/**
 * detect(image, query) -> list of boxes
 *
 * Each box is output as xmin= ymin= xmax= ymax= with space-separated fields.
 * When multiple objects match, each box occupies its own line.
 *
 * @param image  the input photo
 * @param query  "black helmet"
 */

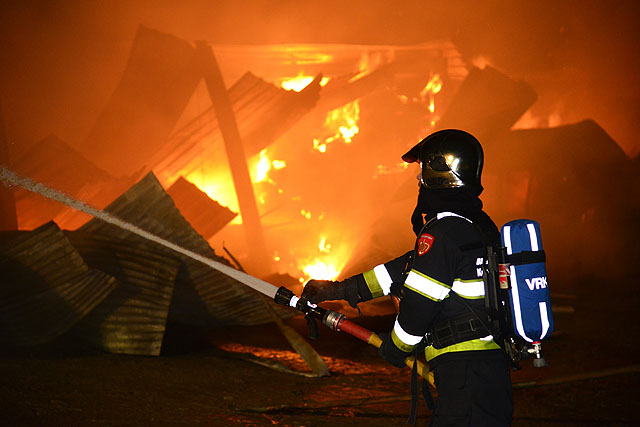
xmin=402 ymin=129 xmax=483 ymax=189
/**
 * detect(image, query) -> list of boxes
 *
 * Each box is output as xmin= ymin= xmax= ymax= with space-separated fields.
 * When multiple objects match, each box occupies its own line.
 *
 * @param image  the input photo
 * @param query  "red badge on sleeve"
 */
xmin=418 ymin=233 xmax=434 ymax=256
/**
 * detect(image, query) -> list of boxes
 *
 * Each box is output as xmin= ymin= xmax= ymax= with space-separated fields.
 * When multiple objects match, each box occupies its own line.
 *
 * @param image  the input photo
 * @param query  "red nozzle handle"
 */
xmin=338 ymin=318 xmax=374 ymax=344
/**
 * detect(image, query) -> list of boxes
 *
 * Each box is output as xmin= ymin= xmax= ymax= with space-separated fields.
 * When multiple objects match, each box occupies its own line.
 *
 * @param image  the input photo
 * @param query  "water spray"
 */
xmin=0 ymin=165 xmax=277 ymax=298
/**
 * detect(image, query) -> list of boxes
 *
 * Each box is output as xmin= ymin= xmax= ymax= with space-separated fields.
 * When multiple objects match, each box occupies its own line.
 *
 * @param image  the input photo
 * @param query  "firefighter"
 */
xmin=301 ymin=129 xmax=513 ymax=426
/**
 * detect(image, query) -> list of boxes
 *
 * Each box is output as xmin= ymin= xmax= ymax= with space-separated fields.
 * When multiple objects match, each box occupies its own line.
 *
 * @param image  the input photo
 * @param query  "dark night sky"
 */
xmin=1 ymin=0 xmax=639 ymax=157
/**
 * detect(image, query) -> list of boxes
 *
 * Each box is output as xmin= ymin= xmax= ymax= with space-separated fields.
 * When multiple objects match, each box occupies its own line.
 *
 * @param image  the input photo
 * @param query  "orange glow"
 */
xmin=471 ymin=55 xmax=492 ymax=69
xmin=272 ymin=45 xmax=334 ymax=65
xmin=374 ymin=162 xmax=410 ymax=178
xmin=348 ymin=51 xmax=382 ymax=82
xmin=300 ymin=209 xmax=312 ymax=219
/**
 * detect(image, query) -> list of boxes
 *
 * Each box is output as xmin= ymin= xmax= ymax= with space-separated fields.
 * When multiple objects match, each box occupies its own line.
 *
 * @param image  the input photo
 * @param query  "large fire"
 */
xmin=181 ymin=51 xmax=443 ymax=283
xmin=183 ymin=144 xmax=350 ymax=282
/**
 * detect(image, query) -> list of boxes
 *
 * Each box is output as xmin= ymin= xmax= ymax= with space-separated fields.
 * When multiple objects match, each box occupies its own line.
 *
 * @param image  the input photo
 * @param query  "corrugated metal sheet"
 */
xmin=151 ymin=71 xmax=320 ymax=185
xmin=0 ymin=221 xmax=117 ymax=346
xmin=78 ymin=171 xmax=289 ymax=326
xmin=167 ymin=176 xmax=237 ymax=239
xmin=66 ymin=232 xmax=180 ymax=356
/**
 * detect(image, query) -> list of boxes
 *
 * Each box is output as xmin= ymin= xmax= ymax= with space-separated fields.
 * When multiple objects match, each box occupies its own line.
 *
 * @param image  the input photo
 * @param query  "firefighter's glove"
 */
xmin=301 ymin=278 xmax=361 ymax=308
xmin=378 ymin=332 xmax=411 ymax=368
xmin=301 ymin=280 xmax=341 ymax=305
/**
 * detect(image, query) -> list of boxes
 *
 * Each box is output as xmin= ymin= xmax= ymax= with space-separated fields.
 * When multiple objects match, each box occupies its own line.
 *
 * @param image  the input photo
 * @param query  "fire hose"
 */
xmin=273 ymin=286 xmax=434 ymax=387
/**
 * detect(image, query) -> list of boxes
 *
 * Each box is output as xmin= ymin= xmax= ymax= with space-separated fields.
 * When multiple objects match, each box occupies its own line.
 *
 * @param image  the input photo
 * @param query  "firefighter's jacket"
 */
xmin=356 ymin=211 xmax=503 ymax=363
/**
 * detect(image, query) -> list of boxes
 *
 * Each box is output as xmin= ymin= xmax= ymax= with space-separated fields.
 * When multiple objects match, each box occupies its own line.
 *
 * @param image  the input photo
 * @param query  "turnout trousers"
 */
xmin=429 ymin=356 xmax=513 ymax=426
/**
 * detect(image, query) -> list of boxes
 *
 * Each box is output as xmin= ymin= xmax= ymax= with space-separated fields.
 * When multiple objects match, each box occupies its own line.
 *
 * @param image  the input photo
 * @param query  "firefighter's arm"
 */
xmin=301 ymin=252 xmax=412 ymax=307
xmin=301 ymin=277 xmax=362 ymax=308
xmin=379 ymin=274 xmax=448 ymax=367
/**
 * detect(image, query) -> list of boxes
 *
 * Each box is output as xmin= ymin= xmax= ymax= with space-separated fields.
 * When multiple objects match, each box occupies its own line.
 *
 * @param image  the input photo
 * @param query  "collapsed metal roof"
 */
xmin=0 ymin=221 xmax=117 ymax=346
xmin=150 ymin=70 xmax=321 ymax=186
xmin=66 ymin=231 xmax=181 ymax=356
xmin=0 ymin=171 xmax=293 ymax=355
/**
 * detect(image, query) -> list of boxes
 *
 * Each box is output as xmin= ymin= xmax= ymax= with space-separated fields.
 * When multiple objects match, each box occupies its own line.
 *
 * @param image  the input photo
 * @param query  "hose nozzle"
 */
xmin=274 ymin=286 xmax=296 ymax=307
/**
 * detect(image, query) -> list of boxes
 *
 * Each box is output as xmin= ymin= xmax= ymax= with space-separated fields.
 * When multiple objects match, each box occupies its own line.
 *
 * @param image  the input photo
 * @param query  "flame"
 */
xmin=272 ymin=160 xmax=286 ymax=169
xmin=186 ymin=169 xmax=242 ymax=224
xmin=185 ymin=149 xmax=285 ymax=224
xmin=253 ymin=149 xmax=271 ymax=182
xmin=313 ymin=100 xmax=360 ymax=153
xmin=420 ymin=73 xmax=443 ymax=115
xmin=252 ymin=149 xmax=286 ymax=183
xmin=298 ymin=235 xmax=349 ymax=282
xmin=302 ymin=259 xmax=341 ymax=281
xmin=281 ymin=73 xmax=314 ymax=92
xmin=318 ymin=236 xmax=331 ymax=253
xmin=313 ymin=138 xmax=327 ymax=153
xmin=280 ymin=73 xmax=330 ymax=92
xmin=421 ymin=73 xmax=443 ymax=96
